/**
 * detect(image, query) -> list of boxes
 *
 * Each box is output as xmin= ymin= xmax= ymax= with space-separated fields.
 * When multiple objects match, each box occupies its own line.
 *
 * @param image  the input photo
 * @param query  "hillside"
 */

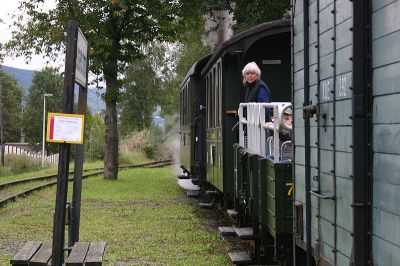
xmin=0 ymin=65 xmax=106 ymax=113
xmin=0 ymin=65 xmax=35 ymax=96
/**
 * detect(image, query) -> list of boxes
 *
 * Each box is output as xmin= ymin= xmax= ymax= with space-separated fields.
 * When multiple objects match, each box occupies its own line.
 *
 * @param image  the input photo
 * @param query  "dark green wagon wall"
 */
xmin=179 ymin=54 xmax=211 ymax=181
xmin=204 ymin=21 xmax=291 ymax=207
xmin=219 ymin=32 xmax=292 ymax=202
xmin=245 ymin=32 xmax=291 ymax=102
xmin=221 ymin=54 xmax=242 ymax=204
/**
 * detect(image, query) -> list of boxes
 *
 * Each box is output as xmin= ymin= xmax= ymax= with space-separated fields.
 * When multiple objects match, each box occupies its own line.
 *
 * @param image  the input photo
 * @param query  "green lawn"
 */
xmin=0 ymin=167 xmax=232 ymax=265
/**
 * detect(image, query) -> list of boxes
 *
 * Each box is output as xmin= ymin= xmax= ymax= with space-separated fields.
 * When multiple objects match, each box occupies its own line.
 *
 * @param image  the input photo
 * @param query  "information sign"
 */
xmin=75 ymin=28 xmax=88 ymax=87
xmin=46 ymin=113 xmax=85 ymax=144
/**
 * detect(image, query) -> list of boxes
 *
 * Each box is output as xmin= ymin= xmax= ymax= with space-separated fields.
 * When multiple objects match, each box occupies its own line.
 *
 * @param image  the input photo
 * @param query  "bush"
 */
xmin=0 ymin=154 xmax=43 ymax=177
xmin=85 ymin=114 xmax=106 ymax=161
xmin=0 ymin=165 xmax=12 ymax=177
xmin=119 ymin=126 xmax=170 ymax=164
xmin=142 ymin=127 xmax=163 ymax=159
xmin=119 ymin=131 xmax=148 ymax=165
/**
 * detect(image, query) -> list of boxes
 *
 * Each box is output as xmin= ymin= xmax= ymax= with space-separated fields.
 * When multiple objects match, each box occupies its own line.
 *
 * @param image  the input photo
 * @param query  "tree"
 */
xmin=120 ymin=56 xmax=160 ymax=135
xmin=84 ymin=112 xmax=105 ymax=161
xmin=202 ymin=0 xmax=290 ymax=33
xmin=23 ymin=67 xmax=63 ymax=154
xmin=0 ymin=70 xmax=23 ymax=143
xmin=6 ymin=0 xmax=197 ymax=180
xmin=232 ymin=0 xmax=290 ymax=33
xmin=5 ymin=1 xmax=288 ymax=178
xmin=160 ymin=8 xmax=211 ymax=116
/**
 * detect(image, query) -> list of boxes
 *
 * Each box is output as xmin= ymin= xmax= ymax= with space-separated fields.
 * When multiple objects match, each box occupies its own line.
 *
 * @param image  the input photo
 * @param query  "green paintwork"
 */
xmin=264 ymin=160 xmax=293 ymax=238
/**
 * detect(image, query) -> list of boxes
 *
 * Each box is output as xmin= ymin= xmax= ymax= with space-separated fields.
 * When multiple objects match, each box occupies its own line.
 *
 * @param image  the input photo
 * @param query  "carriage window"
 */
xmin=217 ymin=61 xmax=222 ymax=127
xmin=183 ymin=86 xmax=186 ymax=125
xmin=210 ymin=71 xmax=215 ymax=127
xmin=185 ymin=84 xmax=189 ymax=125
xmin=214 ymin=66 xmax=218 ymax=127
xmin=210 ymin=145 xmax=216 ymax=165
xmin=181 ymin=88 xmax=184 ymax=126
xmin=180 ymin=90 xmax=183 ymax=126
xmin=206 ymin=75 xmax=211 ymax=127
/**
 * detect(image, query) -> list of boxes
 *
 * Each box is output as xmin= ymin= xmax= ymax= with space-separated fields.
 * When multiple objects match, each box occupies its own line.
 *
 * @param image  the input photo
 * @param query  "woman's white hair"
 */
xmin=242 ymin=62 xmax=261 ymax=84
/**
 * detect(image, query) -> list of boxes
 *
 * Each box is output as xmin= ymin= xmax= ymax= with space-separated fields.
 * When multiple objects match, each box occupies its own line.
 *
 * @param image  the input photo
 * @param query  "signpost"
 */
xmin=51 ymin=20 xmax=89 ymax=266
xmin=75 ymin=28 xmax=88 ymax=87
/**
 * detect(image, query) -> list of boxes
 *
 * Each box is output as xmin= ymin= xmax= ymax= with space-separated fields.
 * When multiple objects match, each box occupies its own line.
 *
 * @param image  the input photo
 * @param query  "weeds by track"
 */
xmin=0 ymin=159 xmax=174 ymax=208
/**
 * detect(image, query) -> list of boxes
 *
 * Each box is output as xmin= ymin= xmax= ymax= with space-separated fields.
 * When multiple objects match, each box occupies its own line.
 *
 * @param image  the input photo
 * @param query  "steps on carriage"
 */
xmin=234 ymin=227 xmax=255 ymax=240
xmin=186 ymin=190 xmax=200 ymax=197
xmin=218 ymin=226 xmax=237 ymax=236
xmin=227 ymin=209 xmax=238 ymax=218
xmin=218 ymin=225 xmax=255 ymax=239
xmin=198 ymin=202 xmax=214 ymax=209
xmin=228 ymin=251 xmax=254 ymax=265
xmin=205 ymin=190 xmax=218 ymax=196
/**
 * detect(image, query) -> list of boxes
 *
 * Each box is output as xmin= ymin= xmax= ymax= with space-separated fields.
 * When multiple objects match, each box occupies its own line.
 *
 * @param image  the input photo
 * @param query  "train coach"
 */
xmin=202 ymin=19 xmax=291 ymax=207
xmin=179 ymin=54 xmax=211 ymax=185
xmin=179 ymin=18 xmax=292 ymax=199
xmin=292 ymin=0 xmax=400 ymax=265
xmin=179 ymin=18 xmax=294 ymax=265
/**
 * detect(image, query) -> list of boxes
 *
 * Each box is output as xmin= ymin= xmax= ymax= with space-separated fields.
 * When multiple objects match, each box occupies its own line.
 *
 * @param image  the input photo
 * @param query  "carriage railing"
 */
xmin=238 ymin=102 xmax=292 ymax=163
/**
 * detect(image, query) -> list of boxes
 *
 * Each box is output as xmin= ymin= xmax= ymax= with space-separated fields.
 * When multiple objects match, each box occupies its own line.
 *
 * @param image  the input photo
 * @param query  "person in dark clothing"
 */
xmin=242 ymin=62 xmax=272 ymax=122
xmin=242 ymin=62 xmax=271 ymax=103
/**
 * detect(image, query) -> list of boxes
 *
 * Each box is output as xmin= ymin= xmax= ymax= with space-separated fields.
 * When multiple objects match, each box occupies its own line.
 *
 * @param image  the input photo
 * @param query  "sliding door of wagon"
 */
xmin=314 ymin=1 xmax=354 ymax=265
xmin=293 ymin=0 xmax=354 ymax=265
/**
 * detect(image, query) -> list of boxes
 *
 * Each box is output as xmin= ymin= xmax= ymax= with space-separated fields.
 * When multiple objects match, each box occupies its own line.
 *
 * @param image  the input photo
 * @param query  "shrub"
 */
xmin=119 ymin=126 xmax=170 ymax=164
xmin=85 ymin=114 xmax=106 ymax=161
xmin=119 ymin=131 xmax=148 ymax=165
xmin=0 ymin=154 xmax=43 ymax=177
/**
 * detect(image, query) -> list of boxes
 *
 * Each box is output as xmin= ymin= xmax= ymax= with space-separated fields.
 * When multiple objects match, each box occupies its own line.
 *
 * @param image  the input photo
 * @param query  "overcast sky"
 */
xmin=0 ymin=0 xmax=61 ymax=70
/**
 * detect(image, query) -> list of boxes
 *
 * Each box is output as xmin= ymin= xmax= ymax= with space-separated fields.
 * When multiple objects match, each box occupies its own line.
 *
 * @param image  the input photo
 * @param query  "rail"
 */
xmin=0 ymin=159 xmax=174 ymax=208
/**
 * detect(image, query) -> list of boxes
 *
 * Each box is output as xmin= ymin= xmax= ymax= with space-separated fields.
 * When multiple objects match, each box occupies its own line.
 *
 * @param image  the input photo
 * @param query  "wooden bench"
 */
xmin=10 ymin=241 xmax=106 ymax=266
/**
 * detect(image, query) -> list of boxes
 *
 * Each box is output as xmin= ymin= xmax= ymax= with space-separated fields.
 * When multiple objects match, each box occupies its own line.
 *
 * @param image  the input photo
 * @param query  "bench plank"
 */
xmin=84 ymin=242 xmax=106 ymax=266
xmin=29 ymin=242 xmax=52 ymax=266
xmin=65 ymin=242 xmax=89 ymax=266
xmin=10 ymin=241 xmax=42 ymax=265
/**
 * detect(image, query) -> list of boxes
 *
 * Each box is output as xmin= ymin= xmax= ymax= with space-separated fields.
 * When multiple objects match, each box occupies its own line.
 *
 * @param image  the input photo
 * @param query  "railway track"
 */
xmin=0 ymin=159 xmax=174 ymax=208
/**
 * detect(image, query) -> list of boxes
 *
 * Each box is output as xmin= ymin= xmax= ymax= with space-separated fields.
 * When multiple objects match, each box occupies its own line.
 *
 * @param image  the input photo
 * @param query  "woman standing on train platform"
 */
xmin=242 ymin=62 xmax=271 ymax=104
xmin=242 ymin=62 xmax=272 ymax=122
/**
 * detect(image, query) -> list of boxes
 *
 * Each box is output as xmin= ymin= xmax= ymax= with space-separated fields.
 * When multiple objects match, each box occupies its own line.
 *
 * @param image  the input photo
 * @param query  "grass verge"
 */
xmin=0 ymin=167 xmax=231 ymax=265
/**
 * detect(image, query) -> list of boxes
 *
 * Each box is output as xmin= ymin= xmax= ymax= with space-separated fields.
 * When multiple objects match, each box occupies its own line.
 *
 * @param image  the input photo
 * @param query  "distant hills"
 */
xmin=1 ymin=65 xmax=35 ymax=97
xmin=0 ymin=65 xmax=106 ymax=113
xmin=0 ymin=65 xmax=162 ymax=125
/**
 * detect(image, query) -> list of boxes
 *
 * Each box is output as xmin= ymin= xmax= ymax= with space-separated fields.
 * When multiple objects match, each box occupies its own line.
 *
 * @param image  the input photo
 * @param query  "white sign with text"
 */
xmin=75 ymin=28 xmax=88 ymax=87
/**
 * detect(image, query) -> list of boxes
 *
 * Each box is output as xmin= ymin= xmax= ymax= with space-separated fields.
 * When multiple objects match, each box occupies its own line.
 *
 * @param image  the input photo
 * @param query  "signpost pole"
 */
xmin=70 ymin=85 xmax=87 ymax=245
xmin=71 ymin=41 xmax=89 ymax=243
xmin=70 ymin=20 xmax=89 ymax=247
xmin=51 ymin=20 xmax=78 ymax=266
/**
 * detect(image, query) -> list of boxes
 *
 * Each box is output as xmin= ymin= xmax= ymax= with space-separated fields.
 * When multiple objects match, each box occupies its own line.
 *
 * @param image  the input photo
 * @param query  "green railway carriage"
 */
xmin=233 ymin=101 xmax=294 ymax=265
xmin=179 ymin=54 xmax=211 ymax=182
xmin=201 ymin=20 xmax=292 ymax=207
xmin=179 ymin=18 xmax=294 ymax=265
xmin=241 ymin=150 xmax=293 ymax=262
